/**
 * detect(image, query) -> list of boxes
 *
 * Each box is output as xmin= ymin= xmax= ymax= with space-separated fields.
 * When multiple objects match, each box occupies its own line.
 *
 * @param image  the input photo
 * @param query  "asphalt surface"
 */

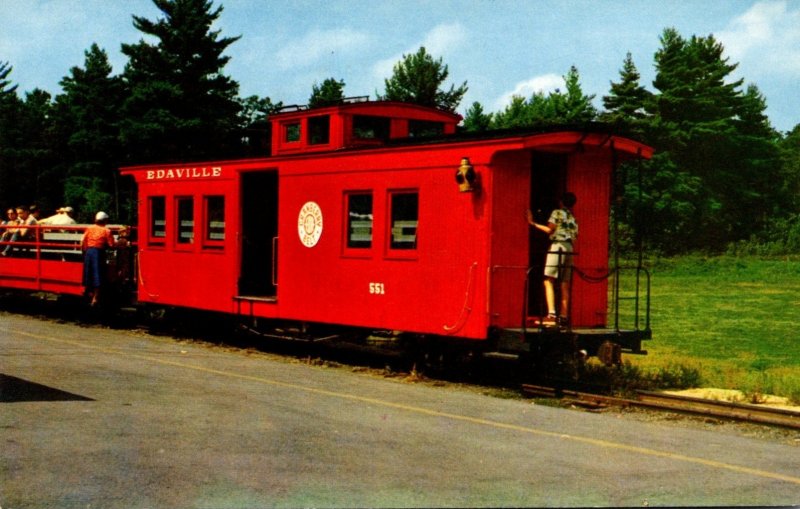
xmin=1 ymin=312 xmax=799 ymax=508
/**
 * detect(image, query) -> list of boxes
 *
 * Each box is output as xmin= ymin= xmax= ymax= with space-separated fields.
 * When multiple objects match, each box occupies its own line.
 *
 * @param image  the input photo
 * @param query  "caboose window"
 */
xmin=149 ymin=196 xmax=166 ymax=243
xmin=176 ymin=197 xmax=194 ymax=244
xmin=389 ymin=192 xmax=418 ymax=250
xmin=409 ymin=120 xmax=444 ymax=138
xmin=205 ymin=196 xmax=225 ymax=247
xmin=347 ymin=193 xmax=373 ymax=249
xmin=284 ymin=122 xmax=300 ymax=143
xmin=353 ymin=115 xmax=391 ymax=141
xmin=308 ymin=115 xmax=330 ymax=145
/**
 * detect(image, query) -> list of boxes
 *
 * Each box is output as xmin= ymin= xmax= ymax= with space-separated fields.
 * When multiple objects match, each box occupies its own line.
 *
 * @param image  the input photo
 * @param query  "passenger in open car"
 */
xmin=39 ymin=206 xmax=77 ymax=226
xmin=1 ymin=208 xmax=19 ymax=243
xmin=1 ymin=206 xmax=38 ymax=257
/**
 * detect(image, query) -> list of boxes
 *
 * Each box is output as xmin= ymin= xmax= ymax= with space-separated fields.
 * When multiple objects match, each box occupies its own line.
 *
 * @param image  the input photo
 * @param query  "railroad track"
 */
xmin=522 ymin=384 xmax=800 ymax=430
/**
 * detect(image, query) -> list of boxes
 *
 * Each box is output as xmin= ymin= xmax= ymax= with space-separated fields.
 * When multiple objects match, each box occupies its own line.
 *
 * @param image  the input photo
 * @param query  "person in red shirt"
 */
xmin=81 ymin=211 xmax=116 ymax=306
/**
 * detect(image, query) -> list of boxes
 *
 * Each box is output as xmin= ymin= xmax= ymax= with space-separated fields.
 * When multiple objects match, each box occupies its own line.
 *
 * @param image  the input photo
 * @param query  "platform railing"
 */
xmin=515 ymin=252 xmax=650 ymax=336
xmin=0 ymin=224 xmax=135 ymax=294
xmin=610 ymin=264 xmax=651 ymax=333
xmin=0 ymin=224 xmax=130 ymax=259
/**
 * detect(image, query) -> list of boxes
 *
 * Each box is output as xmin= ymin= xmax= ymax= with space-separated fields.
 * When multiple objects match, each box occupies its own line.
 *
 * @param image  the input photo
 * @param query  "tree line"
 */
xmin=1 ymin=0 xmax=798 ymax=255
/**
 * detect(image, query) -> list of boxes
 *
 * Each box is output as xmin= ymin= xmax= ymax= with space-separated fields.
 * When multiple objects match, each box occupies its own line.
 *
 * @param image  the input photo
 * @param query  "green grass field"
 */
xmin=622 ymin=255 xmax=800 ymax=402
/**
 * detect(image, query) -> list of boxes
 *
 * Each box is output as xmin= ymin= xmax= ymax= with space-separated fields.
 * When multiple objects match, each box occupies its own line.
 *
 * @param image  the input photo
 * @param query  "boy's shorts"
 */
xmin=544 ymin=241 xmax=573 ymax=280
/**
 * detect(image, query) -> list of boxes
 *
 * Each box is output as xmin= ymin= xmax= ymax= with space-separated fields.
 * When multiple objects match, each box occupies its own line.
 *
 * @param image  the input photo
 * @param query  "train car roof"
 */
xmin=383 ymin=121 xmax=653 ymax=157
xmin=120 ymin=119 xmax=652 ymax=176
xmin=269 ymin=98 xmax=463 ymax=122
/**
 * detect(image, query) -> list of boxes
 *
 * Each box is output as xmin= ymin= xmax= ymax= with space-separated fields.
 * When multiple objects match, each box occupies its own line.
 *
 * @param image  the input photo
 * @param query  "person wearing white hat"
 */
xmin=61 ymin=206 xmax=76 ymax=224
xmin=81 ymin=211 xmax=116 ymax=306
xmin=39 ymin=206 xmax=77 ymax=225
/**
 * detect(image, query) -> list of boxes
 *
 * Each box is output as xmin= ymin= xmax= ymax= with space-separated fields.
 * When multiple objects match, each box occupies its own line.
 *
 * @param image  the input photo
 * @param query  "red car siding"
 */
xmin=114 ymin=130 xmax=651 ymax=339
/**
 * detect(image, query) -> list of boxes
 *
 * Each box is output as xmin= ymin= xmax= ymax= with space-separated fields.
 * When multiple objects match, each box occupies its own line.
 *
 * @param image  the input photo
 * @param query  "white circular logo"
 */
xmin=298 ymin=201 xmax=323 ymax=247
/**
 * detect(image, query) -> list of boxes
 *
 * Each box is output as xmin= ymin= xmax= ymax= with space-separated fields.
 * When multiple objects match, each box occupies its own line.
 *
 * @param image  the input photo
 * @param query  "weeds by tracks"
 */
xmin=578 ymin=361 xmax=702 ymax=396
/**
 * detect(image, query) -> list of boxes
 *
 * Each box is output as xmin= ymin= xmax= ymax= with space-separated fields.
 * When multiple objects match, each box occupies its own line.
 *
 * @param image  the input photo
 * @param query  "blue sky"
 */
xmin=2 ymin=0 xmax=798 ymax=133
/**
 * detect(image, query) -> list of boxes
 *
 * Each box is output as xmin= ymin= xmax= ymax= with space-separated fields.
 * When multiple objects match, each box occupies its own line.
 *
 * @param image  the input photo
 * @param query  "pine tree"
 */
xmin=491 ymin=95 xmax=533 ymax=129
xmin=724 ymin=84 xmax=782 ymax=227
xmin=462 ymin=101 xmax=492 ymax=132
xmin=779 ymin=124 xmax=800 ymax=216
xmin=380 ymin=47 xmax=467 ymax=112
xmin=553 ymin=65 xmax=598 ymax=123
xmin=0 ymin=62 xmax=22 ymax=207
xmin=0 ymin=61 xmax=58 ymax=209
xmin=57 ymin=45 xmax=124 ymax=164
xmin=308 ymin=78 xmax=345 ymax=108
xmin=641 ymin=27 xmax=780 ymax=251
xmin=53 ymin=44 xmax=127 ymax=220
xmin=490 ymin=66 xmax=597 ymax=128
xmin=237 ymin=95 xmax=282 ymax=155
xmin=602 ymin=52 xmax=651 ymax=126
xmin=19 ymin=90 xmax=57 ymax=207
xmin=0 ymin=61 xmax=18 ymax=98
xmin=121 ymin=0 xmax=242 ymax=162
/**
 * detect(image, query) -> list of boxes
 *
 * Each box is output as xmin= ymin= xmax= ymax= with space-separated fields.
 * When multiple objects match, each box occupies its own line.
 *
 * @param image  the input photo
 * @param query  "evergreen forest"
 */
xmin=1 ymin=0 xmax=799 ymax=256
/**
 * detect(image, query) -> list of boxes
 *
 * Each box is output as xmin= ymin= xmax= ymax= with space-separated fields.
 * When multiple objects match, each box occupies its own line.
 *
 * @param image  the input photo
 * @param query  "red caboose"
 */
xmin=119 ymin=100 xmax=653 ymax=358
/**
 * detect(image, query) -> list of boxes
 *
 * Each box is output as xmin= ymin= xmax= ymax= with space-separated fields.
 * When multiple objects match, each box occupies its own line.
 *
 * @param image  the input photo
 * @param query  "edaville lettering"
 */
xmin=145 ymin=167 xmax=223 ymax=180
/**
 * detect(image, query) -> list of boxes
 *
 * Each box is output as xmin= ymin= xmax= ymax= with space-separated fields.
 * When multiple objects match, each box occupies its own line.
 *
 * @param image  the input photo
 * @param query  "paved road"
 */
xmin=1 ymin=313 xmax=799 ymax=508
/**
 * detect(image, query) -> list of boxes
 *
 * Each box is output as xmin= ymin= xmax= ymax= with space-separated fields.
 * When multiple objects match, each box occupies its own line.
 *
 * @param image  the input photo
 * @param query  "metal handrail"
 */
xmin=516 ymin=255 xmax=650 ymax=334
xmin=0 ymin=225 xmax=137 ymax=293
xmin=611 ymin=265 xmax=651 ymax=332
xmin=0 ymin=224 xmax=132 ymax=259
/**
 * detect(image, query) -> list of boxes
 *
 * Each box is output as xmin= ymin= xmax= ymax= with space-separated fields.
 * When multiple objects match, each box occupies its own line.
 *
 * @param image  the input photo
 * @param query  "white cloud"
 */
xmin=372 ymin=22 xmax=467 ymax=80
xmin=717 ymin=0 xmax=800 ymax=75
xmin=274 ymin=28 xmax=369 ymax=70
xmin=419 ymin=22 xmax=467 ymax=56
xmin=492 ymin=74 xmax=563 ymax=111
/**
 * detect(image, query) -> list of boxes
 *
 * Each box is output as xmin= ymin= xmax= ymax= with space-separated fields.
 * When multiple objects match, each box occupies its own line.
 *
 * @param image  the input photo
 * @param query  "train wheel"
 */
xmin=143 ymin=305 xmax=172 ymax=334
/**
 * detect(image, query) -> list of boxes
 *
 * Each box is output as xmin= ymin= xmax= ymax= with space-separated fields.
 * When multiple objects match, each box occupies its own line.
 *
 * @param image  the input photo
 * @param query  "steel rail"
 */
xmin=522 ymin=384 xmax=800 ymax=430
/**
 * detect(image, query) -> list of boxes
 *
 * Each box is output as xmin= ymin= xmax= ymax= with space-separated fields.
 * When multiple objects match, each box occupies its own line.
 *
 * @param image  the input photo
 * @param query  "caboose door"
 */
xmin=239 ymin=170 xmax=279 ymax=297
xmin=528 ymin=152 xmax=568 ymax=316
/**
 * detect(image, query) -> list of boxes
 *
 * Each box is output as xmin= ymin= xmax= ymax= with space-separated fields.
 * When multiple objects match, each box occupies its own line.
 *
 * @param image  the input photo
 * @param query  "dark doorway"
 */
xmin=528 ymin=152 xmax=567 ymax=316
xmin=239 ymin=171 xmax=278 ymax=297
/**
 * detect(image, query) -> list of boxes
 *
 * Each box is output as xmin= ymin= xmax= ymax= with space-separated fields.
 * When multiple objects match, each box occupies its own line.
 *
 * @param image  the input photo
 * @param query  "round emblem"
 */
xmin=298 ymin=201 xmax=323 ymax=247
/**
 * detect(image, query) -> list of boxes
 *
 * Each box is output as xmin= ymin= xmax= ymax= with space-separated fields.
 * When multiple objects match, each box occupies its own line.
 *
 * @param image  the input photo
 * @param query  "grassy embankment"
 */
xmin=617 ymin=255 xmax=800 ymax=403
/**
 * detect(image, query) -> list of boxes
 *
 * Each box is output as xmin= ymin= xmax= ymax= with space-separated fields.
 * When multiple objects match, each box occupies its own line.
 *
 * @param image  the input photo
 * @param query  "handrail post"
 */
xmin=35 ymin=225 xmax=42 ymax=290
xmin=634 ymin=266 xmax=641 ymax=330
xmin=613 ymin=267 xmax=620 ymax=332
xmin=522 ymin=267 xmax=532 ymax=335
xmin=271 ymin=236 xmax=279 ymax=287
